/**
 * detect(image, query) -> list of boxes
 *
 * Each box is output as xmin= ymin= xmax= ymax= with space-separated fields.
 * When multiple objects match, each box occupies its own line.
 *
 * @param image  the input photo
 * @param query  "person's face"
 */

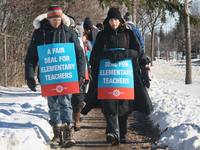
xmin=109 ymin=18 xmax=120 ymax=29
xmin=70 ymin=24 xmax=76 ymax=30
xmin=97 ymin=27 xmax=102 ymax=31
xmin=85 ymin=28 xmax=92 ymax=35
xmin=48 ymin=17 xmax=62 ymax=29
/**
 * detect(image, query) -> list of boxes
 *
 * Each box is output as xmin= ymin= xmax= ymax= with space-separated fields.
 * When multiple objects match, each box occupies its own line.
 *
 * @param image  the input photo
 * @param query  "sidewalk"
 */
xmin=49 ymin=108 xmax=162 ymax=150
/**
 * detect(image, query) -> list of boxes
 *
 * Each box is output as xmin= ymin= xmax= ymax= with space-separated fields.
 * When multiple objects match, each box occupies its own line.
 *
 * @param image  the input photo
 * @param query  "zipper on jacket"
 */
xmin=115 ymin=31 xmax=118 ymax=48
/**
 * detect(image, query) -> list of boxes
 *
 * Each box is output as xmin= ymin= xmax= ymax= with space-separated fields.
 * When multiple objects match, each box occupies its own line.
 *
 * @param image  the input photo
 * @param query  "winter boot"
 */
xmin=48 ymin=124 xmax=62 ymax=147
xmin=62 ymin=123 xmax=76 ymax=148
xmin=106 ymin=133 xmax=119 ymax=146
xmin=73 ymin=109 xmax=82 ymax=131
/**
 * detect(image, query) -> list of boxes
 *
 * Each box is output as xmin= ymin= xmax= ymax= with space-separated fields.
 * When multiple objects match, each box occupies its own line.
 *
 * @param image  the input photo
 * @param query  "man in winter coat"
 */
xmin=24 ymin=5 xmax=85 ymax=148
xmin=124 ymin=12 xmax=145 ymax=51
xmin=124 ymin=12 xmax=150 ymax=88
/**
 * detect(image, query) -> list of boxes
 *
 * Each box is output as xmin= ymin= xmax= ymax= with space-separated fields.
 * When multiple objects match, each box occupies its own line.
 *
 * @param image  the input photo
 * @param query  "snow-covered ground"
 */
xmin=149 ymin=61 xmax=200 ymax=149
xmin=0 ymin=60 xmax=200 ymax=150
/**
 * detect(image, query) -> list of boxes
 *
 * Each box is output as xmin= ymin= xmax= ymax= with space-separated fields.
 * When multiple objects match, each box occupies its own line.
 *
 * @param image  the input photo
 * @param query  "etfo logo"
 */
xmin=56 ymin=85 xmax=64 ymax=93
xmin=113 ymin=89 xmax=120 ymax=97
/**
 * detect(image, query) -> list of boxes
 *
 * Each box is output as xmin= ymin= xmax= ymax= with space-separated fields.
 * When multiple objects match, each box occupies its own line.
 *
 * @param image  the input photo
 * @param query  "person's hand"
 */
xmin=109 ymin=50 xmax=118 ymax=63
xmin=79 ymin=76 xmax=84 ymax=93
xmin=27 ymin=77 xmax=36 ymax=92
xmin=141 ymin=66 xmax=151 ymax=88
xmin=145 ymin=64 xmax=151 ymax=72
xmin=79 ymin=76 xmax=84 ymax=87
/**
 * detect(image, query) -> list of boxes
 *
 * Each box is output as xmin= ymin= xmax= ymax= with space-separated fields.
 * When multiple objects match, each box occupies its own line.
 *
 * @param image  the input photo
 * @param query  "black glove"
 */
xmin=109 ymin=49 xmax=138 ymax=63
xmin=27 ymin=77 xmax=36 ymax=92
xmin=79 ymin=76 xmax=84 ymax=93
xmin=109 ymin=50 xmax=118 ymax=63
xmin=140 ymin=66 xmax=150 ymax=88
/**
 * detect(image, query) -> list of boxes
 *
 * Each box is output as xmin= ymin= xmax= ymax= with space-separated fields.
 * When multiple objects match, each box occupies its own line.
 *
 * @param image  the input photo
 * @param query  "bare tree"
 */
xmin=0 ymin=0 xmax=106 ymax=87
xmin=66 ymin=0 xmax=106 ymax=26
xmin=184 ymin=0 xmax=192 ymax=84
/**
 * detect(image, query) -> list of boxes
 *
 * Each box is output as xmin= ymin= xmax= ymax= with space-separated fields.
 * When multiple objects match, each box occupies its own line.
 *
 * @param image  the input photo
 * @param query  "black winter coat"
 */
xmin=81 ymin=20 xmax=153 ymax=116
xmin=24 ymin=19 xmax=85 ymax=80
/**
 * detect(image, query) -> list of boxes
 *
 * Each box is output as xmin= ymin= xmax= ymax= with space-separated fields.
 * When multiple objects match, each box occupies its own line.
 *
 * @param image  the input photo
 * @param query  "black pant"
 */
xmin=102 ymin=100 xmax=132 ymax=140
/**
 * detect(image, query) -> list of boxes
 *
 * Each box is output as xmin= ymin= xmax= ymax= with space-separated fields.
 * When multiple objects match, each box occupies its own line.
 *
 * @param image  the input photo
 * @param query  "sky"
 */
xmin=0 ymin=60 xmax=200 ymax=150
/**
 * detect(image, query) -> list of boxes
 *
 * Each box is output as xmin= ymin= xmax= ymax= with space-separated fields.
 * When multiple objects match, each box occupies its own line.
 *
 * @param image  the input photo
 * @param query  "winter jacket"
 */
xmin=24 ymin=14 xmax=85 ymax=81
xmin=81 ymin=19 xmax=153 ymax=116
xmin=125 ymin=21 xmax=145 ymax=51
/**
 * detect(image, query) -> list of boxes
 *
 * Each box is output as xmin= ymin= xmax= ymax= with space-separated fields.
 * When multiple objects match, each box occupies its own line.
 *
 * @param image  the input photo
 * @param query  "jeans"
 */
xmin=47 ymin=94 xmax=73 ymax=126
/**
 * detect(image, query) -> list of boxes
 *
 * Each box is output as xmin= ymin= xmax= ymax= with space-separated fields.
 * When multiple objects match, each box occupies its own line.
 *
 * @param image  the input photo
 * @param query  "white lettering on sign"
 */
xmin=41 ymin=64 xmax=75 ymax=73
xmin=105 ymin=62 xmax=117 ymax=67
xmin=52 ymin=47 xmax=65 ymax=54
xmin=100 ymin=70 xmax=132 ymax=76
xmin=59 ymin=56 xmax=70 ymax=62
xmin=119 ymin=61 xmax=128 ymax=67
xmin=45 ymin=72 xmax=72 ymax=81
xmin=103 ymin=78 xmax=129 ymax=84
xmin=44 ymin=57 xmax=58 ymax=64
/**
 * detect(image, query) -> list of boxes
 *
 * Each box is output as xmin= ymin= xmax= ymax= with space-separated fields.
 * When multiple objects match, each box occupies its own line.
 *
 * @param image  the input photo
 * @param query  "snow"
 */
xmin=149 ymin=61 xmax=200 ymax=149
xmin=0 ymin=60 xmax=200 ymax=150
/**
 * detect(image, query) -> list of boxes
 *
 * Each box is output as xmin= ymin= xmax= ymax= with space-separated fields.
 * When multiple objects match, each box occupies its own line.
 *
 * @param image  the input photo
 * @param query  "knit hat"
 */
xmin=96 ymin=23 xmax=104 ymax=30
xmin=68 ymin=16 xmax=75 ymax=26
xmin=124 ymin=12 xmax=132 ymax=22
xmin=107 ymin=8 xmax=122 ymax=21
xmin=47 ymin=6 xmax=62 ymax=19
xmin=83 ymin=17 xmax=93 ymax=30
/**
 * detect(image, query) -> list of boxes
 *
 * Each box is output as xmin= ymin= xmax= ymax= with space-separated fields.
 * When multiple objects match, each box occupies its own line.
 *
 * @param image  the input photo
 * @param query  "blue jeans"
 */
xmin=47 ymin=94 xmax=73 ymax=126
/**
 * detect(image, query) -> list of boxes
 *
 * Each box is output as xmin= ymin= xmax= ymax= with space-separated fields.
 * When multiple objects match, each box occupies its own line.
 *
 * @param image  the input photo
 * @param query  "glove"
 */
xmin=109 ymin=50 xmax=118 ymax=63
xmin=79 ymin=76 xmax=84 ymax=93
xmin=109 ymin=49 xmax=139 ymax=63
xmin=27 ymin=77 xmax=36 ymax=92
xmin=141 ymin=66 xmax=150 ymax=88
xmin=109 ymin=50 xmax=126 ymax=63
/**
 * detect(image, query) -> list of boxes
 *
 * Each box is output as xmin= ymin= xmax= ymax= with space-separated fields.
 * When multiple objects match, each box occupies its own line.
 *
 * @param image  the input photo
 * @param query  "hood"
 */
xmin=33 ymin=13 xmax=70 ymax=29
xmin=125 ymin=21 xmax=134 ymax=26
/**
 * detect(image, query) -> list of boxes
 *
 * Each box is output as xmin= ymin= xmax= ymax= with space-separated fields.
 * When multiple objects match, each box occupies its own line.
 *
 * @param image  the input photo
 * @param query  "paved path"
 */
xmin=49 ymin=108 xmax=165 ymax=150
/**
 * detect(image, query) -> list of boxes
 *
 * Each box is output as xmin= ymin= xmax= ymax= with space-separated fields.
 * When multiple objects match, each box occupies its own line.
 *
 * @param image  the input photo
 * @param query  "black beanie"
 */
xmin=84 ymin=17 xmax=93 ymax=29
xmin=96 ymin=23 xmax=104 ymax=30
xmin=107 ymin=8 xmax=121 ymax=21
xmin=124 ymin=12 xmax=132 ymax=22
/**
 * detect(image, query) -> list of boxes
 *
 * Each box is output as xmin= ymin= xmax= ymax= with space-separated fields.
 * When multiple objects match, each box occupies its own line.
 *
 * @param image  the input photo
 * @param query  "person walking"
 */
xmin=83 ymin=16 xmax=99 ymax=42
xmin=81 ymin=7 xmax=153 ymax=146
xmin=24 ymin=5 xmax=85 ymax=148
xmin=67 ymin=15 xmax=89 ymax=132
xmin=124 ymin=12 xmax=150 ymax=88
xmin=124 ymin=12 xmax=145 ymax=51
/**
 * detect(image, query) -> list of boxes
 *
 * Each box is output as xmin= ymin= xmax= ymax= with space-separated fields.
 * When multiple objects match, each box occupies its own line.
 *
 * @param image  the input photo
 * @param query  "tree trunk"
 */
xmin=195 ymin=43 xmax=197 ymax=58
xmin=184 ymin=0 xmax=192 ymax=84
xmin=132 ymin=0 xmax=137 ymax=26
xmin=150 ymin=28 xmax=155 ymax=66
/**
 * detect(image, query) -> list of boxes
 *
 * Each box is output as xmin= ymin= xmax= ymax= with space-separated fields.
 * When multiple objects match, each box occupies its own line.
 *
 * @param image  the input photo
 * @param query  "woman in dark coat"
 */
xmin=81 ymin=7 xmax=153 ymax=146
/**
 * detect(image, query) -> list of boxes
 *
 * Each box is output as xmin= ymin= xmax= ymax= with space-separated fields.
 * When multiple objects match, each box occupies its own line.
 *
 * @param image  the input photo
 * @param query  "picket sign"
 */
xmin=87 ymin=41 xmax=95 ymax=60
xmin=98 ymin=48 xmax=134 ymax=100
xmin=37 ymin=43 xmax=79 ymax=97
xmin=78 ymin=37 xmax=89 ymax=80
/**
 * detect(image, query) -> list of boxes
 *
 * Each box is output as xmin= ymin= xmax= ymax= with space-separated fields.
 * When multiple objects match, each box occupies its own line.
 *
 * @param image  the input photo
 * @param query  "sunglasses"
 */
xmin=86 ymin=28 xmax=92 ymax=31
